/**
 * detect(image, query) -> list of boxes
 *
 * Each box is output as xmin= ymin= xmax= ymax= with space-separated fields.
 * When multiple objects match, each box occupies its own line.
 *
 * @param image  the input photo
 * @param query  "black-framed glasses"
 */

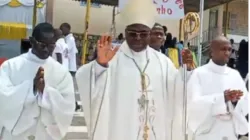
xmin=36 ymin=41 xmax=55 ymax=48
xmin=126 ymin=30 xmax=150 ymax=39
xmin=30 ymin=37 xmax=55 ymax=49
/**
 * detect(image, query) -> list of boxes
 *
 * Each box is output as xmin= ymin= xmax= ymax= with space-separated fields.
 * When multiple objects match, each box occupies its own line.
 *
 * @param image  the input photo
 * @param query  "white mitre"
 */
xmin=119 ymin=0 xmax=157 ymax=28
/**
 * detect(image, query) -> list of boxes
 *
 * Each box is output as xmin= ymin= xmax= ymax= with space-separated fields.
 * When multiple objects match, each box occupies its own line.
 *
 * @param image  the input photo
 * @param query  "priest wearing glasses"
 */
xmin=0 ymin=23 xmax=75 ymax=140
xmin=76 ymin=0 xmax=194 ymax=139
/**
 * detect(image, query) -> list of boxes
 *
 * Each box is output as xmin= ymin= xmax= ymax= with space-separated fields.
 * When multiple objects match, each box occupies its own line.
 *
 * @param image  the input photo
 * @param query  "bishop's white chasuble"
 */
xmin=76 ymin=41 xmax=186 ymax=140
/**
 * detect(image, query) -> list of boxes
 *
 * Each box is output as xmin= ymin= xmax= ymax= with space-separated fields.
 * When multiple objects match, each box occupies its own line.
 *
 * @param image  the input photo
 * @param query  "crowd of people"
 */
xmin=0 ymin=0 xmax=248 ymax=139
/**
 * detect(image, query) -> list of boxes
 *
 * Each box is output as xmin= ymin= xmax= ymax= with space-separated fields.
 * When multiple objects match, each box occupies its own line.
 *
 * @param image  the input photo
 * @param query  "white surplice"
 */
xmin=187 ymin=60 xmax=248 ymax=140
xmin=65 ymin=33 xmax=78 ymax=72
xmin=0 ymin=50 xmax=75 ymax=140
xmin=76 ymin=41 xmax=186 ymax=140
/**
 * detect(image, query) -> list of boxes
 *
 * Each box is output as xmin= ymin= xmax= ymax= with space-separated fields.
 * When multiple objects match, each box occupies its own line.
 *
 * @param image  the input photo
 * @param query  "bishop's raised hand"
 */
xmin=96 ymin=35 xmax=119 ymax=67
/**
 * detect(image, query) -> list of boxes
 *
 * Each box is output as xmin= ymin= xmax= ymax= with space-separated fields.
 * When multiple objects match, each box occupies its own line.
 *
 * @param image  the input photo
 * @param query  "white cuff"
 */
xmin=95 ymin=60 xmax=107 ymax=77
xmin=212 ymin=94 xmax=228 ymax=115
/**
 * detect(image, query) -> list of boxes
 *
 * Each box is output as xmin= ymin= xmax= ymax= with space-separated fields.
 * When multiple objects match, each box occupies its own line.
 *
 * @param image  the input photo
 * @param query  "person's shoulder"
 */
xmin=151 ymin=48 xmax=172 ymax=63
xmin=149 ymin=47 xmax=166 ymax=58
xmin=0 ymin=54 xmax=27 ymax=71
xmin=3 ymin=54 xmax=26 ymax=65
xmin=47 ymin=57 xmax=69 ymax=73
xmin=227 ymin=66 xmax=242 ymax=76
xmin=192 ymin=64 xmax=210 ymax=75
xmin=68 ymin=34 xmax=75 ymax=41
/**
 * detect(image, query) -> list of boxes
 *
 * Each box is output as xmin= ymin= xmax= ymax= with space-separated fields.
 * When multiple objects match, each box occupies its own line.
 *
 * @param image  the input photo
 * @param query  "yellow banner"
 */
xmin=0 ymin=22 xmax=27 ymax=40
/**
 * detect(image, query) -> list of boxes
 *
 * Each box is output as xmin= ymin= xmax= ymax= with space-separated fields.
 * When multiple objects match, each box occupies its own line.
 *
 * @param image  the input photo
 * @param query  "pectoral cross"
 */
xmin=138 ymin=73 xmax=152 ymax=110
xmin=137 ymin=73 xmax=152 ymax=140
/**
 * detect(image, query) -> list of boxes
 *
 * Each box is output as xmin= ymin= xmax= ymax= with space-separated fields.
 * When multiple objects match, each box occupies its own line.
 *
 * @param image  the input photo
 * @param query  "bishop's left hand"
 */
xmin=182 ymin=49 xmax=194 ymax=70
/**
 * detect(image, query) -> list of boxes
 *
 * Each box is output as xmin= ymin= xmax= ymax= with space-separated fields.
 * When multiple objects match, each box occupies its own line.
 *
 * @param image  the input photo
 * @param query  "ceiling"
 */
xmin=73 ymin=0 xmax=235 ymax=13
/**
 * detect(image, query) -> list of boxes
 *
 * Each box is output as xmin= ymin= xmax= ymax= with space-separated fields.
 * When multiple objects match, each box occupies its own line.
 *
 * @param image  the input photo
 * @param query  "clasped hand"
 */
xmin=33 ymin=67 xmax=45 ymax=94
xmin=182 ymin=49 xmax=194 ymax=70
xmin=224 ymin=89 xmax=243 ymax=102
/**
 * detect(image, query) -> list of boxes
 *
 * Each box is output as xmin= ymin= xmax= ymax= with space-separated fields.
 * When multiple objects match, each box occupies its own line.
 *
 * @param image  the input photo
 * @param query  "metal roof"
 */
xmin=73 ymin=0 xmax=234 ymax=12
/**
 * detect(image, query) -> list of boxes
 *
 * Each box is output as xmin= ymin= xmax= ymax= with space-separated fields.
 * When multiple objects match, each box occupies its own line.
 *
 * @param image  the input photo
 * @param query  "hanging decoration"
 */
xmin=0 ymin=22 xmax=27 ymax=40
xmin=8 ymin=0 xmax=45 ymax=8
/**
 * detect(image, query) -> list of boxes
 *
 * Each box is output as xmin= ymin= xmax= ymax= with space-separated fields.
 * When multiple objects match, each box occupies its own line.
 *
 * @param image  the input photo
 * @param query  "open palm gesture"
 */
xmin=96 ymin=35 xmax=119 ymax=67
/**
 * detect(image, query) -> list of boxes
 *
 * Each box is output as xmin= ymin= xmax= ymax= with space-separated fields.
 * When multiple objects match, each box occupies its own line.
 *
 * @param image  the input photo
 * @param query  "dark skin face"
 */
xmin=30 ymin=32 xmax=56 ymax=59
xmin=210 ymin=37 xmax=232 ymax=65
xmin=60 ymin=25 xmax=70 ymax=36
xmin=149 ymin=27 xmax=165 ymax=50
xmin=125 ymin=24 xmax=151 ymax=52
xmin=54 ymin=29 xmax=63 ymax=40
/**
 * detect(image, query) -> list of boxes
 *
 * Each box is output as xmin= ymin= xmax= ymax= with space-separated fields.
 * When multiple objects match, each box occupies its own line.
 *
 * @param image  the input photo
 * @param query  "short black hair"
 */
xmin=230 ymin=39 xmax=234 ymax=44
xmin=32 ymin=22 xmax=54 ymax=41
xmin=162 ymin=26 xmax=167 ymax=32
xmin=60 ymin=23 xmax=71 ymax=30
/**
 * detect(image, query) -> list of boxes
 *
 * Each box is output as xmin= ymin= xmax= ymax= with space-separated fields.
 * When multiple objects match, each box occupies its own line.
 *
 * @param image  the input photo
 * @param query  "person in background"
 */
xmin=60 ymin=23 xmax=80 ymax=111
xmin=162 ymin=25 xmax=167 ymax=54
xmin=167 ymin=36 xmax=180 ymax=68
xmin=165 ymin=33 xmax=173 ymax=49
xmin=179 ymin=41 xmax=184 ymax=45
xmin=228 ymin=39 xmax=238 ymax=68
xmin=149 ymin=23 xmax=165 ymax=52
xmin=60 ymin=23 xmax=78 ymax=75
xmin=0 ymin=22 xmax=75 ymax=140
xmin=162 ymin=25 xmax=167 ymax=36
xmin=187 ymin=36 xmax=248 ymax=140
xmin=52 ymin=29 xmax=69 ymax=69
xmin=117 ymin=33 xmax=124 ymax=44
xmin=177 ymin=40 xmax=184 ymax=50
xmin=172 ymin=37 xmax=177 ymax=47
xmin=237 ymin=40 xmax=248 ymax=79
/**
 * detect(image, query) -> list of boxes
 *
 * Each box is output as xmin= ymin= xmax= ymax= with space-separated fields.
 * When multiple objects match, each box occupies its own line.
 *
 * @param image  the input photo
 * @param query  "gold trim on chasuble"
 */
xmin=137 ymin=73 xmax=156 ymax=140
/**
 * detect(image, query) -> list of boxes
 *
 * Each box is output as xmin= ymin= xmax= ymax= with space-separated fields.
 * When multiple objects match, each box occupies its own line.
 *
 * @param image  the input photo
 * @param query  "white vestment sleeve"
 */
xmin=76 ymin=60 xmax=109 ymax=135
xmin=187 ymin=71 xmax=228 ymax=134
xmin=38 ymin=71 xmax=75 ymax=139
xmin=95 ymin=61 xmax=108 ymax=78
xmin=228 ymin=72 xmax=248 ymax=135
xmin=0 ymin=61 xmax=35 ymax=132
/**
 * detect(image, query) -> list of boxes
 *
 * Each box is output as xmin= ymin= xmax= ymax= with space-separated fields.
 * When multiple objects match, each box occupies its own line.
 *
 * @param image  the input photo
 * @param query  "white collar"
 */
xmin=26 ymin=49 xmax=47 ymax=64
xmin=207 ymin=59 xmax=229 ymax=74
xmin=65 ymin=33 xmax=73 ymax=39
xmin=120 ymin=41 xmax=151 ymax=60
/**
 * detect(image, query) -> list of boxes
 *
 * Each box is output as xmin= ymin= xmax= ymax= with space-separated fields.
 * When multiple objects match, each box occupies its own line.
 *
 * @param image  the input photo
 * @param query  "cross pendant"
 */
xmin=138 ymin=94 xmax=149 ymax=110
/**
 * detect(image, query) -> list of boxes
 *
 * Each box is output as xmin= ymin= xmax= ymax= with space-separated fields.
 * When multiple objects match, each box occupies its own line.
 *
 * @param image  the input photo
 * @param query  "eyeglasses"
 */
xmin=126 ymin=31 xmax=150 ymax=39
xmin=35 ymin=40 xmax=55 ymax=49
